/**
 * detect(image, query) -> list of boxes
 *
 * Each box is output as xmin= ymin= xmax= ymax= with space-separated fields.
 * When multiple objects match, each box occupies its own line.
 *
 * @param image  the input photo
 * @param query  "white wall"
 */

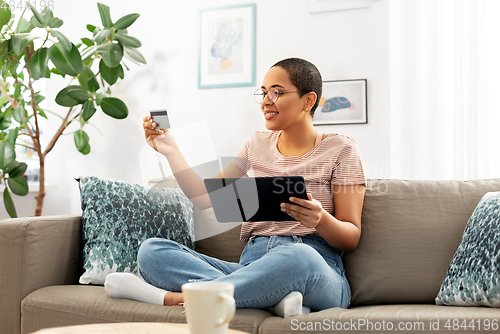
xmin=3 ymin=0 xmax=391 ymax=218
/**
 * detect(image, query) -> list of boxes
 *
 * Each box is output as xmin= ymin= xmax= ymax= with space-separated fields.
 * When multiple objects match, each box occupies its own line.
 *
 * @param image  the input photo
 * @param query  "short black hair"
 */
xmin=271 ymin=58 xmax=322 ymax=117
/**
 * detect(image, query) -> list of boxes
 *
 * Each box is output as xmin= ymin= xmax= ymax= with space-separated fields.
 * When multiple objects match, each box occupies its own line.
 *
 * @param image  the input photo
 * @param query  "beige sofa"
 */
xmin=2 ymin=179 xmax=500 ymax=334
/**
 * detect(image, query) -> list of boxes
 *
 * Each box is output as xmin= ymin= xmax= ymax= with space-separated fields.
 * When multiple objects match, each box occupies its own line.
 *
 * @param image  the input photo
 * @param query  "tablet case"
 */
xmin=204 ymin=176 xmax=308 ymax=222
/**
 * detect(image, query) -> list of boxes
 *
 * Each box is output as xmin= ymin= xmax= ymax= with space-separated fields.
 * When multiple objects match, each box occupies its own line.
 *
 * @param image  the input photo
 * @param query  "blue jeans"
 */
xmin=137 ymin=234 xmax=351 ymax=311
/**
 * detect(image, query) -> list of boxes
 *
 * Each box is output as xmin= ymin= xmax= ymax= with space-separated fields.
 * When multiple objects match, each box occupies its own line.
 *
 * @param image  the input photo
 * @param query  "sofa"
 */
xmin=1 ymin=178 xmax=500 ymax=334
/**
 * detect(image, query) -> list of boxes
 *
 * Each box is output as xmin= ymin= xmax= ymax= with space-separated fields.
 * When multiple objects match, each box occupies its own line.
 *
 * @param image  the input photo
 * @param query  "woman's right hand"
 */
xmin=143 ymin=115 xmax=177 ymax=156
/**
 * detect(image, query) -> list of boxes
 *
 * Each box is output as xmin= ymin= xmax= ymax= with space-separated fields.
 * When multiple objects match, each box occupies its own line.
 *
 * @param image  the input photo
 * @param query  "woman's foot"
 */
xmin=164 ymin=291 xmax=184 ymax=306
xmin=268 ymin=291 xmax=311 ymax=318
xmin=105 ymin=272 xmax=168 ymax=306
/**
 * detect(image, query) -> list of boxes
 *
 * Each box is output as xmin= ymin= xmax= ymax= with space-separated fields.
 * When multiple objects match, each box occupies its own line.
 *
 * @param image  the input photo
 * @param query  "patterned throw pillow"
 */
xmin=77 ymin=176 xmax=195 ymax=285
xmin=436 ymin=191 xmax=500 ymax=307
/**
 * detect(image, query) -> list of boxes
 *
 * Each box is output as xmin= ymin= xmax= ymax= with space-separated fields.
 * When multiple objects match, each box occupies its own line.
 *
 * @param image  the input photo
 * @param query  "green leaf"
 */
xmin=2 ymin=105 xmax=14 ymax=117
xmin=0 ymin=39 xmax=8 ymax=58
xmin=78 ymin=65 xmax=99 ymax=92
xmin=50 ymin=30 xmax=72 ymax=52
xmin=81 ymin=100 xmax=97 ymax=121
xmin=67 ymin=87 xmax=89 ymax=103
xmin=13 ymin=106 xmax=27 ymax=124
xmin=118 ymin=64 xmax=124 ymax=79
xmin=100 ymin=97 xmax=128 ymax=119
xmin=8 ymin=162 xmax=27 ymax=178
xmin=55 ymin=85 xmax=84 ymax=107
xmin=99 ymin=59 xmax=120 ymax=85
xmin=124 ymin=47 xmax=147 ymax=64
xmin=37 ymin=109 xmax=47 ymax=119
xmin=42 ymin=9 xmax=54 ymax=23
xmin=13 ymin=81 xmax=22 ymax=99
xmin=97 ymin=3 xmax=113 ymax=28
xmin=28 ymin=3 xmax=45 ymax=26
xmin=0 ymin=141 xmax=16 ymax=169
xmin=30 ymin=15 xmax=44 ymax=28
xmin=97 ymin=42 xmax=123 ymax=68
xmin=2 ymin=160 xmax=16 ymax=174
xmin=81 ymin=45 xmax=99 ymax=61
xmin=94 ymin=28 xmax=111 ymax=44
xmin=11 ymin=34 xmax=39 ymax=55
xmin=81 ymin=143 xmax=91 ymax=155
xmin=0 ymin=1 xmax=12 ymax=28
xmin=3 ymin=188 xmax=17 ymax=218
xmin=29 ymin=47 xmax=49 ymax=80
xmin=33 ymin=92 xmax=45 ymax=105
xmin=74 ymin=129 xmax=90 ymax=154
xmin=6 ymin=127 xmax=18 ymax=146
xmin=114 ymin=34 xmax=141 ymax=48
xmin=48 ymin=17 xmax=63 ymax=28
xmin=15 ymin=18 xmax=31 ymax=34
xmin=0 ymin=118 xmax=11 ymax=131
xmin=113 ymin=13 xmax=140 ymax=30
xmin=50 ymin=68 xmax=65 ymax=77
xmin=87 ymin=24 xmax=96 ymax=33
xmin=8 ymin=175 xmax=29 ymax=196
xmin=81 ymin=38 xmax=94 ymax=47
xmin=48 ymin=43 xmax=83 ymax=76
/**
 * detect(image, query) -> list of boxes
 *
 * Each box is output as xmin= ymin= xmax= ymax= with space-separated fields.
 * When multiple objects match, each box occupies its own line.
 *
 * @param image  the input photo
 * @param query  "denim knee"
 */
xmin=271 ymin=243 xmax=324 ymax=272
xmin=137 ymin=238 xmax=177 ymax=273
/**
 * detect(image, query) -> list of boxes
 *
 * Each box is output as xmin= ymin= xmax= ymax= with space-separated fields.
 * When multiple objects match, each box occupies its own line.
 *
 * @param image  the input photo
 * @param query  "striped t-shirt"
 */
xmin=232 ymin=130 xmax=366 ymax=242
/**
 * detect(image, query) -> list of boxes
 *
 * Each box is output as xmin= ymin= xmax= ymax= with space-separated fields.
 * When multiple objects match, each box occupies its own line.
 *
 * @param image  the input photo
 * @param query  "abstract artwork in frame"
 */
xmin=198 ymin=3 xmax=256 ymax=89
xmin=313 ymin=79 xmax=367 ymax=125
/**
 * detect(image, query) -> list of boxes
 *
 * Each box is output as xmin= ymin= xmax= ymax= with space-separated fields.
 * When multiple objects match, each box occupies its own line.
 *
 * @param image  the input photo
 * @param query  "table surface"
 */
xmin=33 ymin=322 xmax=248 ymax=334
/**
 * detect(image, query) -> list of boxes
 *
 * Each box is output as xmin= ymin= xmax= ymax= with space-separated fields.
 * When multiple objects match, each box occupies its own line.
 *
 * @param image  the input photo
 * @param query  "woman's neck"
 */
xmin=278 ymin=125 xmax=317 ymax=157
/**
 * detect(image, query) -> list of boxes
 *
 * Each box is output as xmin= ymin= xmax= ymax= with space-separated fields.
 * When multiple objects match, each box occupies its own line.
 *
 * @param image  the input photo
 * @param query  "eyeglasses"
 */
xmin=254 ymin=87 xmax=302 ymax=104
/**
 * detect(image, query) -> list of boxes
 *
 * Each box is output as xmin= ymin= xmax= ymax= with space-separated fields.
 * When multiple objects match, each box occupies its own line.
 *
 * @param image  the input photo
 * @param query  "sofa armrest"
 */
xmin=0 ymin=214 xmax=82 ymax=334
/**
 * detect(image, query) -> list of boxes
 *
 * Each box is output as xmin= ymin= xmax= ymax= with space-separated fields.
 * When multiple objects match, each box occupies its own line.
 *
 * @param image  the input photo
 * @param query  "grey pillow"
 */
xmin=77 ymin=176 xmax=195 ymax=285
xmin=436 ymin=191 xmax=500 ymax=307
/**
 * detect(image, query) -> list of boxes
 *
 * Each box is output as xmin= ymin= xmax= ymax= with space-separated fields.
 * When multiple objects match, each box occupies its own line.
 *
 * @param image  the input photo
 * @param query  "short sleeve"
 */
xmin=231 ymin=140 xmax=252 ymax=174
xmin=332 ymin=141 xmax=366 ymax=186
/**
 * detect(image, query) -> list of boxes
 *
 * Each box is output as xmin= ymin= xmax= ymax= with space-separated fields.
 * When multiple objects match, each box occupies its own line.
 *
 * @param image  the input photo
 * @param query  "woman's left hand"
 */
xmin=281 ymin=193 xmax=325 ymax=228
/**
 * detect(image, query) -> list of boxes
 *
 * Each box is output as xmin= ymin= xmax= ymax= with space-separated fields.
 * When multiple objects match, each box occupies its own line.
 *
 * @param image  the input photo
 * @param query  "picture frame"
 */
xmin=198 ymin=3 xmax=256 ymax=89
xmin=313 ymin=79 xmax=367 ymax=125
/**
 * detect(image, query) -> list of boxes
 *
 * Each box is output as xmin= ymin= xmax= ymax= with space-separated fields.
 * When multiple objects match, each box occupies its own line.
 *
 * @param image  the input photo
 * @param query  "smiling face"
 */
xmin=260 ymin=66 xmax=312 ymax=131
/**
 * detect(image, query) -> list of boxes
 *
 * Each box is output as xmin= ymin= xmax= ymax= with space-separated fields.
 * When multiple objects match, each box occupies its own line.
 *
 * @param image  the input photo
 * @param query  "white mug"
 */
xmin=182 ymin=282 xmax=236 ymax=334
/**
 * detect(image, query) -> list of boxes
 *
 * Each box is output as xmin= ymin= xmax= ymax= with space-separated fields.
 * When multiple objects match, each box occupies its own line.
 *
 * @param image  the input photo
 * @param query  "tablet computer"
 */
xmin=204 ymin=176 xmax=308 ymax=223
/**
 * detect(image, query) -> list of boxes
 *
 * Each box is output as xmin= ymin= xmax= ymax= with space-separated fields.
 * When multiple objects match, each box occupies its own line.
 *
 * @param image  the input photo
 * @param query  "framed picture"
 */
xmin=313 ymin=79 xmax=367 ymax=125
xmin=198 ymin=3 xmax=256 ymax=89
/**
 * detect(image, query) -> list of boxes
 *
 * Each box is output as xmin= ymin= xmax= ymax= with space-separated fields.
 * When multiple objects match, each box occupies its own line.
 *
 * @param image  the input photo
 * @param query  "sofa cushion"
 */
xmin=436 ymin=191 xmax=500 ymax=307
xmin=76 ymin=176 xmax=195 ymax=285
xmin=343 ymin=178 xmax=500 ymax=306
xmin=21 ymin=285 xmax=271 ymax=334
xmin=195 ymin=223 xmax=246 ymax=263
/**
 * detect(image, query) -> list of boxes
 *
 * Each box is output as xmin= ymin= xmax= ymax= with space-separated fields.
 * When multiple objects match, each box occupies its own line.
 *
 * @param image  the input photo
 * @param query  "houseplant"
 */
xmin=0 ymin=1 xmax=146 ymax=217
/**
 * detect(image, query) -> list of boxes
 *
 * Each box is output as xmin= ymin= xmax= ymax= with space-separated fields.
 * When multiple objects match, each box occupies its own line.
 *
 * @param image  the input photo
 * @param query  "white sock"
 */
xmin=268 ymin=291 xmax=311 ymax=318
xmin=104 ymin=272 xmax=167 ymax=306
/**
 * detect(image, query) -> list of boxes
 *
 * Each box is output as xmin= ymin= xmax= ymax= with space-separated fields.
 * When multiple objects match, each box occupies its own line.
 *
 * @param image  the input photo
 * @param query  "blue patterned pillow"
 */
xmin=436 ymin=191 xmax=500 ymax=307
xmin=77 ymin=176 xmax=195 ymax=285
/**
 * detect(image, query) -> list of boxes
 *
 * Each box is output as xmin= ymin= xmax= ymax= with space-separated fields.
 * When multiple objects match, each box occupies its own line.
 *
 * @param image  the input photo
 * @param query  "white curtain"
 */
xmin=389 ymin=0 xmax=500 ymax=180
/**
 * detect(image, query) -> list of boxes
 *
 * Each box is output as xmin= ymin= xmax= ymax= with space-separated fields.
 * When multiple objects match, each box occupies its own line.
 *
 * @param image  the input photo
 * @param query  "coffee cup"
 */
xmin=182 ymin=282 xmax=236 ymax=334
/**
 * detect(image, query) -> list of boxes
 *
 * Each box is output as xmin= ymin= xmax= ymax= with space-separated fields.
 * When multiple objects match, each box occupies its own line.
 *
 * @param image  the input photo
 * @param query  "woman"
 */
xmin=105 ymin=58 xmax=366 ymax=317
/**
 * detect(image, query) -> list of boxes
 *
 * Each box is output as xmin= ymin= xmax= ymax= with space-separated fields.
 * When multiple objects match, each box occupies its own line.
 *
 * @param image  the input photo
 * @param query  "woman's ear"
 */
xmin=304 ymin=92 xmax=317 ymax=111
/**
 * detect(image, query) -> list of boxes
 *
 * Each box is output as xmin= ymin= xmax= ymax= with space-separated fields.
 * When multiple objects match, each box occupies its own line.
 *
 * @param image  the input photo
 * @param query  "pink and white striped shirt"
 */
xmin=232 ymin=130 xmax=366 ymax=242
